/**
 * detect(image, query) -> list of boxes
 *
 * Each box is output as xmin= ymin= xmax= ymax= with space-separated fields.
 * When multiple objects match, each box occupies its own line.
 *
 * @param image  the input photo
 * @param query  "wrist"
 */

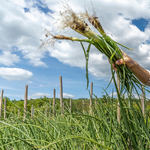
xmin=128 ymin=60 xmax=138 ymax=71
xmin=126 ymin=57 xmax=137 ymax=69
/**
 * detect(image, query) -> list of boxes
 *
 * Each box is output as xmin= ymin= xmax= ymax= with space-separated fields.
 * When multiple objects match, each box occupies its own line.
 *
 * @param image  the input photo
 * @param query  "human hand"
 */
xmin=109 ymin=50 xmax=135 ymax=71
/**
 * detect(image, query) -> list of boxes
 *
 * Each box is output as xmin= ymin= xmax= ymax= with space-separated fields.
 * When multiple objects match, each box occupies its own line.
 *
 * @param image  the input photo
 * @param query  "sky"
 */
xmin=0 ymin=0 xmax=150 ymax=100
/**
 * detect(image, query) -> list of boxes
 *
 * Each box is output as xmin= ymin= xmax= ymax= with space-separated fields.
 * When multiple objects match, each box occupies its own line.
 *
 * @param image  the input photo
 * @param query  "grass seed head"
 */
xmin=80 ymin=10 xmax=105 ymax=35
xmin=39 ymin=29 xmax=56 ymax=50
xmin=58 ymin=4 xmax=91 ymax=37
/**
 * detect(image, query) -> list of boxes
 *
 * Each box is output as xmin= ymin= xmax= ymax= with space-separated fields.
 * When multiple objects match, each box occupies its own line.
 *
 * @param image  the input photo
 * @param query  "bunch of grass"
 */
xmin=0 ymin=91 xmax=150 ymax=149
xmin=40 ymin=5 xmax=149 ymax=95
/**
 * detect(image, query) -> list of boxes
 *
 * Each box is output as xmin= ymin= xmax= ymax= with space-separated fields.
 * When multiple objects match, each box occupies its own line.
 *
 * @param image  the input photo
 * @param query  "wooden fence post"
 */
xmin=31 ymin=105 xmax=34 ymax=119
xmin=45 ymin=105 xmax=47 ymax=117
xmin=83 ymin=100 xmax=84 ymax=114
xmin=53 ymin=89 xmax=55 ymax=117
xmin=18 ymin=108 xmax=20 ymax=119
xmin=90 ymin=82 xmax=93 ymax=115
xmin=49 ymin=102 xmax=51 ymax=119
xmin=0 ymin=90 xmax=4 ymax=118
xmin=59 ymin=76 xmax=63 ymax=116
xmin=70 ymin=98 xmax=72 ymax=113
xmin=117 ymin=76 xmax=120 ymax=124
xmin=141 ymin=85 xmax=145 ymax=117
xmin=23 ymin=85 xmax=28 ymax=121
xmin=4 ymin=97 xmax=6 ymax=119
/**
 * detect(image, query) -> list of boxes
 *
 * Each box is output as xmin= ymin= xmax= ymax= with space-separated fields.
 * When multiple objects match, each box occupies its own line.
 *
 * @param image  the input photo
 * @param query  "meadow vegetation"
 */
xmin=0 ymin=92 xmax=150 ymax=149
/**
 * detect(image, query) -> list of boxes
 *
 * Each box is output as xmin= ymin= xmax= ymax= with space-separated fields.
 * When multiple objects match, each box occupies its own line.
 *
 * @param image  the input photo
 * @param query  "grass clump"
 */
xmin=0 ymin=90 xmax=150 ymax=149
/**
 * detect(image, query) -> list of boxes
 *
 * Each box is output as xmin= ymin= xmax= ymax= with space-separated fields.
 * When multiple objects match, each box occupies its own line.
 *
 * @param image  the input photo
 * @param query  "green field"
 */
xmin=0 ymin=89 xmax=150 ymax=149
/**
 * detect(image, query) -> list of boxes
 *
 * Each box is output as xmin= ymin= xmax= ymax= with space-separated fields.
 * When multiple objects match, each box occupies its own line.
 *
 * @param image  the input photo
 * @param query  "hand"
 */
xmin=109 ymin=50 xmax=135 ymax=71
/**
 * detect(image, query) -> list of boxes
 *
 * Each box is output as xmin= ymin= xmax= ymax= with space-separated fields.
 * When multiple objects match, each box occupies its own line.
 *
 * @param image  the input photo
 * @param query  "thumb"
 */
xmin=115 ymin=59 xmax=124 ymax=65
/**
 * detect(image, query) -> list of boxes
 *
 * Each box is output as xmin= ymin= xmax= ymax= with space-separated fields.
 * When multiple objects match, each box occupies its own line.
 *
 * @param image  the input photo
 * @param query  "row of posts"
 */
xmin=0 ymin=76 xmax=146 ymax=121
xmin=0 ymin=76 xmax=93 ymax=119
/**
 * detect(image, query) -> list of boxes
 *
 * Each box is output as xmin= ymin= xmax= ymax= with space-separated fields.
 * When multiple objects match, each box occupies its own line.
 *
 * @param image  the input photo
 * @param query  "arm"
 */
xmin=112 ymin=50 xmax=150 ymax=85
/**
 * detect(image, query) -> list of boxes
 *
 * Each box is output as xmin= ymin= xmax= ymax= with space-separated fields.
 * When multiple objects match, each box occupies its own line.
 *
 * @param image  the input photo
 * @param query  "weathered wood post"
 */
xmin=4 ymin=97 xmax=6 ymax=119
xmin=45 ymin=105 xmax=47 ymax=117
xmin=83 ymin=100 xmax=84 ymax=114
xmin=23 ymin=85 xmax=28 ymax=121
xmin=117 ymin=76 xmax=120 ymax=124
xmin=53 ymin=89 xmax=55 ymax=117
xmin=70 ymin=98 xmax=72 ymax=113
xmin=0 ymin=90 xmax=4 ymax=118
xmin=49 ymin=102 xmax=51 ymax=119
xmin=31 ymin=105 xmax=34 ymax=119
xmin=90 ymin=82 xmax=93 ymax=115
xmin=18 ymin=108 xmax=20 ymax=119
xmin=141 ymin=85 xmax=145 ymax=117
xmin=59 ymin=76 xmax=63 ymax=116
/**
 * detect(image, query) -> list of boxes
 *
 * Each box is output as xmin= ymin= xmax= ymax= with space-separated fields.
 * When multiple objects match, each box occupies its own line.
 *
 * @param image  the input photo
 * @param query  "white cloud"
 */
xmin=26 ymin=81 xmax=33 ymax=84
xmin=0 ymin=67 xmax=33 ymax=81
xmin=29 ymin=93 xmax=50 ymax=99
xmin=109 ymin=92 xmax=118 ymax=98
xmin=1 ymin=0 xmax=150 ymax=79
xmin=0 ymin=51 xmax=20 ymax=66
xmin=58 ymin=93 xmax=75 ymax=98
xmin=44 ymin=0 xmax=150 ymax=79
xmin=50 ymin=41 xmax=85 ymax=68
xmin=0 ymin=0 xmax=54 ymax=67
xmin=39 ymin=84 xmax=58 ymax=87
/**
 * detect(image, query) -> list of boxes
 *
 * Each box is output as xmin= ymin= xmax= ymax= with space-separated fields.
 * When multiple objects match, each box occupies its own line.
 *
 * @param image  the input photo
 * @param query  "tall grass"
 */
xmin=1 ymin=4 xmax=150 ymax=150
xmin=0 ymin=86 xmax=150 ymax=149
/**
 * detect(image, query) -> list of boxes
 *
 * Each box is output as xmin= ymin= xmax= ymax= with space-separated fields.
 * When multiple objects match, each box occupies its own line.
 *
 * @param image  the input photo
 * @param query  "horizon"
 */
xmin=0 ymin=0 xmax=150 ymax=100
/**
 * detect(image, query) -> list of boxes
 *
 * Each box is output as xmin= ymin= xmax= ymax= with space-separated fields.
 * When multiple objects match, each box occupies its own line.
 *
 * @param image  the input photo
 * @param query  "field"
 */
xmin=0 ymin=82 xmax=150 ymax=150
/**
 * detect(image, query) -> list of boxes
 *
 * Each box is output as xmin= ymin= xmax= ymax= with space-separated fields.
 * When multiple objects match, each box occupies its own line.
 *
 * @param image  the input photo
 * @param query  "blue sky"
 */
xmin=0 ymin=0 xmax=150 ymax=100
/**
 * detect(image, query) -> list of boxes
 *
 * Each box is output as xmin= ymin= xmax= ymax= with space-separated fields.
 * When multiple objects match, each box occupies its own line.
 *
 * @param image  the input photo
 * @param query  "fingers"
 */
xmin=108 ymin=59 xmax=118 ymax=71
xmin=112 ymin=63 xmax=117 ymax=71
xmin=109 ymin=58 xmax=124 ymax=71
xmin=115 ymin=59 xmax=124 ymax=65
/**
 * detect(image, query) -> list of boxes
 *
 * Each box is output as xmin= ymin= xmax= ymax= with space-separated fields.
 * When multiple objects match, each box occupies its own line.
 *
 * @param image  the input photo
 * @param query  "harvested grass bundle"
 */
xmin=40 ymin=4 xmax=147 ymax=94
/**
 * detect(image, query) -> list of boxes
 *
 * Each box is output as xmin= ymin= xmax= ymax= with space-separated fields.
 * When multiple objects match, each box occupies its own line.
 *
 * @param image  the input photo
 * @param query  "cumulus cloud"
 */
xmin=26 ymin=81 xmax=33 ymax=84
xmin=0 ymin=51 xmax=20 ymax=66
xmin=39 ymin=84 xmax=58 ymax=87
xmin=29 ymin=93 xmax=50 ymax=99
xmin=0 ymin=0 xmax=54 ymax=67
xmin=50 ymin=41 xmax=85 ymax=68
xmin=58 ymin=93 xmax=75 ymax=98
xmin=0 ymin=67 xmax=33 ymax=81
xmin=109 ymin=91 xmax=139 ymax=99
xmin=1 ymin=0 xmax=150 ymax=80
xmin=64 ymin=93 xmax=75 ymax=98
xmin=45 ymin=0 xmax=150 ymax=78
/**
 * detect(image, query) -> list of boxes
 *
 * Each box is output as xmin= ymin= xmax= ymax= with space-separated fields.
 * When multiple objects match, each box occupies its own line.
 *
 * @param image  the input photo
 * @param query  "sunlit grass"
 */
xmin=1 ymin=3 xmax=150 ymax=150
xmin=0 ymin=88 xmax=150 ymax=149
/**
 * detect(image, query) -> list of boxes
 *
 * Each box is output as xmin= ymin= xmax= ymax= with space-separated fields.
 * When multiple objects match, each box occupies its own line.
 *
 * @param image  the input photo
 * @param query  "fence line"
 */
xmin=0 ymin=76 xmax=147 ymax=120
